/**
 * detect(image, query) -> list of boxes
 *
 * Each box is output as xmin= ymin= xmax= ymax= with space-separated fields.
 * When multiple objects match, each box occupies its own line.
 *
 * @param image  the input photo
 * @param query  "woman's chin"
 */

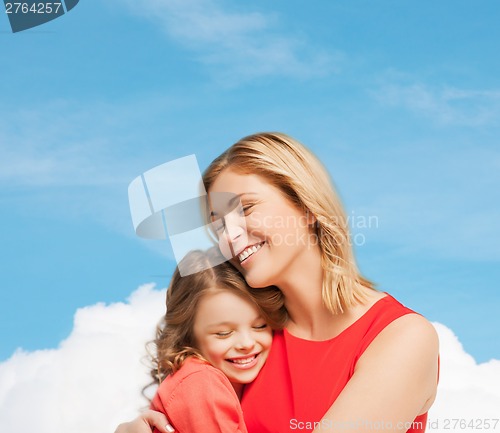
xmin=243 ymin=271 xmax=274 ymax=289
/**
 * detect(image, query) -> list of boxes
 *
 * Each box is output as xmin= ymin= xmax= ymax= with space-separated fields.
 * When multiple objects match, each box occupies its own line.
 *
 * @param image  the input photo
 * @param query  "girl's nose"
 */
xmin=235 ymin=332 xmax=256 ymax=351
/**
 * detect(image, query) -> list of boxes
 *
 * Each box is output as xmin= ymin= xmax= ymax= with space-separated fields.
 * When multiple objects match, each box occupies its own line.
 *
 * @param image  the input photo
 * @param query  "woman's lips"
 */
xmin=238 ymin=242 xmax=265 ymax=264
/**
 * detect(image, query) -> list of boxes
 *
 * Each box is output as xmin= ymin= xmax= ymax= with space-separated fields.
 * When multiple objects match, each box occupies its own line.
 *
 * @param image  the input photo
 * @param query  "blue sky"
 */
xmin=1 ymin=0 xmax=499 ymax=363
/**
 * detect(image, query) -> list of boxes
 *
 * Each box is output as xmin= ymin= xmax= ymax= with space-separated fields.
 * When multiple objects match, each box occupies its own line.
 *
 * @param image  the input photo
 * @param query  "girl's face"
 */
xmin=193 ymin=290 xmax=272 ymax=387
xmin=209 ymin=169 xmax=316 ymax=289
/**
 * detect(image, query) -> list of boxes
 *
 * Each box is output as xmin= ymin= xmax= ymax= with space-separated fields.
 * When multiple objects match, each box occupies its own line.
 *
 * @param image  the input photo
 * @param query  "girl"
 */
xmin=117 ymin=132 xmax=439 ymax=433
xmin=145 ymin=249 xmax=280 ymax=433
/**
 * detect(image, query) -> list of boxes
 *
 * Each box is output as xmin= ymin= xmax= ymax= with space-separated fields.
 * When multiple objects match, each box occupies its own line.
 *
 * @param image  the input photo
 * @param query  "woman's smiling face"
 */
xmin=209 ymin=169 xmax=317 ymax=289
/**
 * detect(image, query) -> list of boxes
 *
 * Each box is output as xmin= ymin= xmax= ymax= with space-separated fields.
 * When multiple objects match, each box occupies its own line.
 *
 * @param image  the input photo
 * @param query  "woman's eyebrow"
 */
xmin=209 ymin=192 xmax=258 ymax=217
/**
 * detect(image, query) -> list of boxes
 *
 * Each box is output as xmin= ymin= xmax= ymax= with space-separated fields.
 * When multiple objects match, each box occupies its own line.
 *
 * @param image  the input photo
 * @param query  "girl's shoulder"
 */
xmin=163 ymin=357 xmax=227 ymax=388
xmin=152 ymin=357 xmax=236 ymax=411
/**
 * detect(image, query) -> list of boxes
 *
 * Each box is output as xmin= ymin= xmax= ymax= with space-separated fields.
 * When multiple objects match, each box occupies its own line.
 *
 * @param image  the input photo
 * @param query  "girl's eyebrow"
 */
xmin=206 ymin=315 xmax=265 ymax=328
xmin=206 ymin=321 xmax=234 ymax=328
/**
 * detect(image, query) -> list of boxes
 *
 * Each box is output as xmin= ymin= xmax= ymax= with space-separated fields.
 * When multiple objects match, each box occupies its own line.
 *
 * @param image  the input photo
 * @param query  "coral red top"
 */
xmin=241 ymin=294 xmax=429 ymax=433
xmin=151 ymin=357 xmax=247 ymax=433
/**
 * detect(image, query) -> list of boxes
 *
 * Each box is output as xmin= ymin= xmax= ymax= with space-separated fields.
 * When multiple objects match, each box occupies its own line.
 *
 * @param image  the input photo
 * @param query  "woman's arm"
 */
xmin=114 ymin=410 xmax=174 ymax=433
xmin=313 ymin=314 xmax=439 ymax=432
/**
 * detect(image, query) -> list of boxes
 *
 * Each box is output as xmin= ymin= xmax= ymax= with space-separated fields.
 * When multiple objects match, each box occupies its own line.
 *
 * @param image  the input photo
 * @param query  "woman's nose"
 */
xmin=223 ymin=210 xmax=247 ymax=245
xmin=225 ymin=219 xmax=244 ymax=242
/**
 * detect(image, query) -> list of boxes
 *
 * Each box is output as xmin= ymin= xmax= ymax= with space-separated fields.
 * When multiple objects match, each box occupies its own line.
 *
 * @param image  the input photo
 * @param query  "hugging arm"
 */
xmin=114 ymin=410 xmax=172 ymax=433
xmin=114 ymin=369 xmax=247 ymax=433
xmin=313 ymin=314 xmax=439 ymax=432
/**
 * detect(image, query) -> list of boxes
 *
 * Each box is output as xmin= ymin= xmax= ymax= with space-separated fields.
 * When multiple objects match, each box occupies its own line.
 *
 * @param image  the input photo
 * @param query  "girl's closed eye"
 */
xmin=253 ymin=323 xmax=268 ymax=331
xmin=215 ymin=330 xmax=233 ymax=338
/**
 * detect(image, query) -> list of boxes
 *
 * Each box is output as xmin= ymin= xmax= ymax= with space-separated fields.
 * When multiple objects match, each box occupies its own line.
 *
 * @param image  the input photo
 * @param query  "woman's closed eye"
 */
xmin=241 ymin=204 xmax=254 ymax=215
xmin=212 ymin=219 xmax=226 ymax=234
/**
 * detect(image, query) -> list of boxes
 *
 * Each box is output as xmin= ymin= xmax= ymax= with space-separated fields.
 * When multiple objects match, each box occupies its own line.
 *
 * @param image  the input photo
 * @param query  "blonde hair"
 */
xmin=148 ymin=249 xmax=285 ymax=389
xmin=203 ymin=132 xmax=375 ymax=316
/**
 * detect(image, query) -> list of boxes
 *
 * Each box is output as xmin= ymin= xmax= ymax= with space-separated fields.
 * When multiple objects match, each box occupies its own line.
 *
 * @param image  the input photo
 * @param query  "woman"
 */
xmin=116 ymin=132 xmax=438 ymax=433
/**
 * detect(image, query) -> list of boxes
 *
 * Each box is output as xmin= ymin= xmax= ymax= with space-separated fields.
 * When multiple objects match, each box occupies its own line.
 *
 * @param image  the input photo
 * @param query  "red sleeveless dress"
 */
xmin=241 ymin=294 xmax=429 ymax=433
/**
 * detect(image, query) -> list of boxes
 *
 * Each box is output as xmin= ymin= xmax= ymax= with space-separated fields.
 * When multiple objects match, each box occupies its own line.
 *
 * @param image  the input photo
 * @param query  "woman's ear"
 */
xmin=305 ymin=209 xmax=317 ymax=226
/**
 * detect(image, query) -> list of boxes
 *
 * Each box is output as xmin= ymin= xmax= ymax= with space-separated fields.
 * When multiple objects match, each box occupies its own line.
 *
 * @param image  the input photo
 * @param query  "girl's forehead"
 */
xmin=197 ymin=290 xmax=258 ymax=316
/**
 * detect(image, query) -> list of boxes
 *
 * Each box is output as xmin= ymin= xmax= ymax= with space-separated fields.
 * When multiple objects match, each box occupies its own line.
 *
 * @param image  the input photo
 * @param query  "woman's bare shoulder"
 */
xmin=357 ymin=311 xmax=439 ymax=373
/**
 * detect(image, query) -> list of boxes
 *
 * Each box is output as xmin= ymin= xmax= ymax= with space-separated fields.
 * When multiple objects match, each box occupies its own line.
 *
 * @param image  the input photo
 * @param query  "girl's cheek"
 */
xmin=266 ymin=333 xmax=273 ymax=348
xmin=210 ymin=339 xmax=232 ymax=353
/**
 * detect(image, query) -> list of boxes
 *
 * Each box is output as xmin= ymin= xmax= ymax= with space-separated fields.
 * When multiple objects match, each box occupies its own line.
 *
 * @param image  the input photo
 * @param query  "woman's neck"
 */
xmin=284 ymin=283 xmax=382 ymax=341
xmin=276 ymin=244 xmax=380 ymax=341
xmin=275 ymin=245 xmax=338 ymax=340
xmin=283 ymin=289 xmax=338 ymax=341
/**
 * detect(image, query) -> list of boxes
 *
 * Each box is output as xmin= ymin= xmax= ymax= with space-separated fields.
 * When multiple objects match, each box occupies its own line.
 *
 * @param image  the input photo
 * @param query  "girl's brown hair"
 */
xmin=148 ymin=249 xmax=285 ymax=388
xmin=203 ymin=132 xmax=376 ymax=318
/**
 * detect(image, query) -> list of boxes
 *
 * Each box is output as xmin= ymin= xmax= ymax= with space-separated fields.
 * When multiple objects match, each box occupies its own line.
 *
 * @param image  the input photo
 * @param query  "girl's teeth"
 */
xmin=231 ymin=356 xmax=256 ymax=365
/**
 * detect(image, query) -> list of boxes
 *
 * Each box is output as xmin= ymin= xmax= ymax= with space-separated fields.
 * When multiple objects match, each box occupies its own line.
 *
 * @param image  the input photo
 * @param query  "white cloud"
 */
xmin=0 ymin=284 xmax=165 ymax=433
xmin=115 ymin=0 xmax=338 ymax=84
xmin=0 ymin=286 xmax=499 ymax=433
xmin=374 ymin=80 xmax=500 ymax=126
xmin=428 ymin=323 xmax=500 ymax=432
